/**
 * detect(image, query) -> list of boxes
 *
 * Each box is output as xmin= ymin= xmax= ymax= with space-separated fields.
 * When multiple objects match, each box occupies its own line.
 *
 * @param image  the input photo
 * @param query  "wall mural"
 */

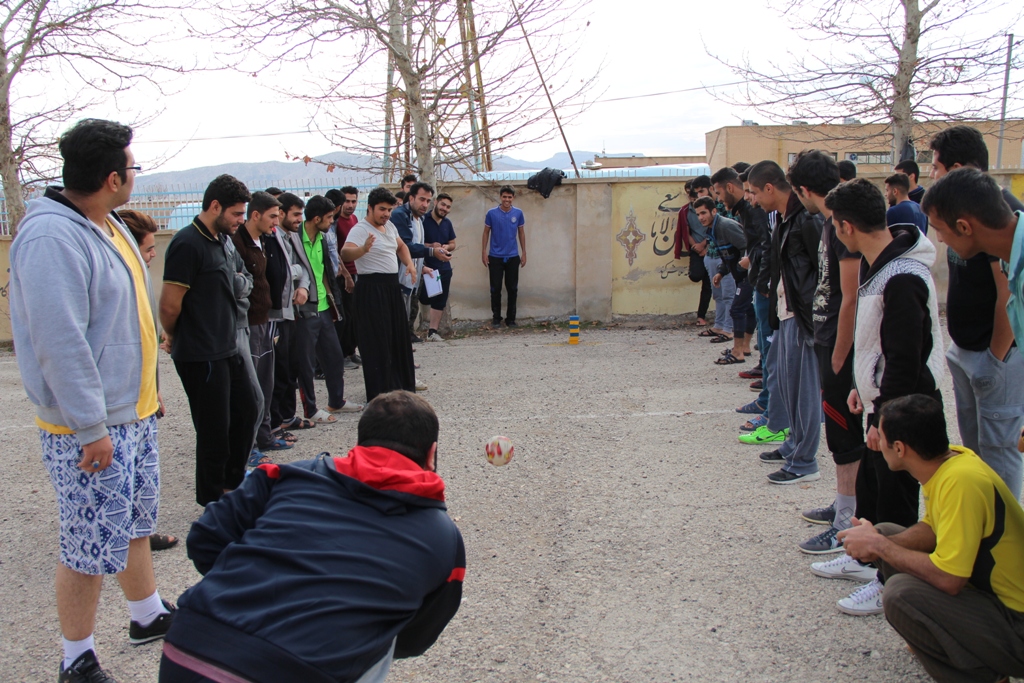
xmin=615 ymin=208 xmax=645 ymax=266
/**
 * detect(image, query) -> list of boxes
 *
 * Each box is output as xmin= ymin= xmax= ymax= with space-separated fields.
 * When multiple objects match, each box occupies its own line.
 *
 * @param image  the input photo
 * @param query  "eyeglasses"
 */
xmin=118 ymin=166 xmax=142 ymax=174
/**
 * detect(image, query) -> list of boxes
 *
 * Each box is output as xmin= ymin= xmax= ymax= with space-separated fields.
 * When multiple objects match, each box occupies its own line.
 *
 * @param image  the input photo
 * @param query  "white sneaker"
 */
xmin=810 ymin=553 xmax=877 ymax=582
xmin=415 ymin=378 xmax=428 ymax=391
xmin=426 ymin=332 xmax=444 ymax=342
xmin=837 ymin=577 xmax=884 ymax=616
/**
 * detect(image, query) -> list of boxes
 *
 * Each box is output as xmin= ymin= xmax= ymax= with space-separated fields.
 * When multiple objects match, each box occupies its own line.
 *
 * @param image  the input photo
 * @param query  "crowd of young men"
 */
xmin=676 ymin=125 xmax=1024 ymax=682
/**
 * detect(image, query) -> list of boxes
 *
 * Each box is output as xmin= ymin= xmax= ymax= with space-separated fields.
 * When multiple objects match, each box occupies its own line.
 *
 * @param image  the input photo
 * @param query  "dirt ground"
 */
xmin=0 ymin=323 xmax=964 ymax=682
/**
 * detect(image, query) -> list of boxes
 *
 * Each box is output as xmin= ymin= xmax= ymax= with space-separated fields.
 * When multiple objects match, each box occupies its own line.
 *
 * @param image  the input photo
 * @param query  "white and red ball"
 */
xmin=485 ymin=435 xmax=514 ymax=467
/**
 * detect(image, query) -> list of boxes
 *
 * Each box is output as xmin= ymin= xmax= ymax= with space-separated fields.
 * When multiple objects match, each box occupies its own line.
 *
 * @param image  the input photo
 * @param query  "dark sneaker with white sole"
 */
xmin=128 ymin=600 xmax=176 ymax=645
xmin=802 ymin=502 xmax=836 ymax=525
xmin=759 ymin=449 xmax=785 ymax=463
xmin=799 ymin=526 xmax=846 ymax=554
xmin=59 ymin=650 xmax=119 ymax=683
xmin=767 ymin=468 xmax=821 ymax=485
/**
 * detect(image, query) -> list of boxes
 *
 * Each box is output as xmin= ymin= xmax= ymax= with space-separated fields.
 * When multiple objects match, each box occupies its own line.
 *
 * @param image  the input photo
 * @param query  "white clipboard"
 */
xmin=422 ymin=270 xmax=443 ymax=298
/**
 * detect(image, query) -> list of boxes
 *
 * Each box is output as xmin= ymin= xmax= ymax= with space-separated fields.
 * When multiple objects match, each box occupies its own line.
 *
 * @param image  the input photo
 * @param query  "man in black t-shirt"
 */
xmin=928 ymin=126 xmax=1024 ymax=500
xmin=160 ymin=175 xmax=260 ymax=506
xmin=894 ymin=160 xmax=925 ymax=204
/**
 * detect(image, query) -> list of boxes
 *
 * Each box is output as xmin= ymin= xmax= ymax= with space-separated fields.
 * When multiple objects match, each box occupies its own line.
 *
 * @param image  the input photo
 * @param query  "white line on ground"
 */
xmin=444 ymin=409 xmax=736 ymax=423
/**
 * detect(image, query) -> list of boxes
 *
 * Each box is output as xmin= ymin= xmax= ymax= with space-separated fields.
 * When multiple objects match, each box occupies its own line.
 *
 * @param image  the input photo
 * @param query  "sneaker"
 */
xmin=738 ymin=368 xmax=763 ymax=379
xmin=802 ymin=502 xmax=836 ymax=526
xmin=759 ymin=449 xmax=784 ymax=463
xmin=810 ymin=553 xmax=878 ymax=582
xmin=492 ymin=318 xmax=503 ymax=327
xmin=344 ymin=358 xmax=359 ymax=370
xmin=749 ymin=379 xmax=763 ymax=392
xmin=767 ymin=468 xmax=820 ymax=485
xmin=837 ymin=577 xmax=884 ymax=616
xmin=129 ymin=600 xmax=177 ymax=645
xmin=348 ymin=354 xmax=362 ymax=365
xmin=427 ymin=332 xmax=444 ymax=342
xmin=506 ymin=321 xmax=518 ymax=328
xmin=416 ymin=378 xmax=429 ymax=391
xmin=738 ymin=425 xmax=788 ymax=444
xmin=799 ymin=526 xmax=845 ymax=554
xmin=59 ymin=650 xmax=119 ymax=682
xmin=328 ymin=401 xmax=364 ymax=413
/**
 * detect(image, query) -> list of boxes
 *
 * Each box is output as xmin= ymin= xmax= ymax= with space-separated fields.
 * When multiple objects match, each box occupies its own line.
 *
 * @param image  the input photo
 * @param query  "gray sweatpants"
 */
xmin=773 ymin=317 xmax=821 ymax=475
xmin=946 ymin=343 xmax=1024 ymax=501
xmin=704 ymin=255 xmax=735 ymax=333
xmin=236 ymin=327 xmax=261 ymax=452
xmin=876 ymin=523 xmax=1024 ymax=683
xmin=249 ymin=321 xmax=276 ymax=448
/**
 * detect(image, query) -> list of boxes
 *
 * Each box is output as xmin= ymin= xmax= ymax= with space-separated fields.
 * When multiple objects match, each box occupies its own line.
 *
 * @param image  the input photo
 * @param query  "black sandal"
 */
xmin=715 ymin=351 xmax=746 ymax=365
xmin=150 ymin=533 xmax=179 ymax=551
xmin=710 ymin=334 xmax=733 ymax=343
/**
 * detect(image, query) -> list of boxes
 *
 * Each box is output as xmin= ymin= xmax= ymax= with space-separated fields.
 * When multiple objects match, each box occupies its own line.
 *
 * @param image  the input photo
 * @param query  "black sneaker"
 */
xmin=767 ymin=468 xmax=821 ymax=485
xmin=492 ymin=318 xmax=503 ymax=327
xmin=59 ymin=650 xmax=119 ymax=683
xmin=129 ymin=600 xmax=176 ymax=645
xmin=802 ymin=502 xmax=836 ymax=526
xmin=410 ymin=333 xmax=423 ymax=343
xmin=749 ymin=379 xmax=763 ymax=392
xmin=759 ymin=449 xmax=784 ymax=463
xmin=506 ymin=321 xmax=518 ymax=328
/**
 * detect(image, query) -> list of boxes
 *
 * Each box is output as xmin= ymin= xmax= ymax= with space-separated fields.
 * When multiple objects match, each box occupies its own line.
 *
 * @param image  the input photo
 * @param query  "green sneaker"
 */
xmin=738 ymin=425 xmax=789 ymax=444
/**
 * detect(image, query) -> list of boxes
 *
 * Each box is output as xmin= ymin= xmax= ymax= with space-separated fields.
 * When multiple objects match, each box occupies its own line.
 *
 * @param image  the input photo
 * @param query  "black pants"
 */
xmin=856 ymin=411 xmax=923 ymax=528
xmin=270 ymin=319 xmax=297 ymax=428
xmin=336 ymin=275 xmax=358 ymax=357
xmin=730 ymin=275 xmax=755 ymax=339
xmin=356 ymin=273 xmax=416 ymax=401
xmin=174 ymin=354 xmax=259 ymax=506
xmin=815 ymin=343 xmax=865 ymax=465
xmin=294 ymin=310 xmax=346 ymax=416
xmin=688 ymin=250 xmax=711 ymax=320
xmin=488 ymin=255 xmax=520 ymax=324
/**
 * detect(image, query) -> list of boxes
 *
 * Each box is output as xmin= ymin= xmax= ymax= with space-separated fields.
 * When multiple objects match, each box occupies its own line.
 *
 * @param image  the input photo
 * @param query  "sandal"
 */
xmin=279 ymin=430 xmax=298 ymax=443
xmin=262 ymin=437 xmax=294 ymax=451
xmin=247 ymin=450 xmax=273 ymax=468
xmin=709 ymin=334 xmax=733 ymax=343
xmin=150 ymin=533 xmax=179 ymax=551
xmin=281 ymin=417 xmax=316 ymax=430
xmin=715 ymin=350 xmax=745 ymax=365
xmin=698 ymin=328 xmax=719 ymax=337
xmin=309 ymin=409 xmax=338 ymax=424
xmin=736 ymin=399 xmax=766 ymax=414
xmin=740 ymin=414 xmax=768 ymax=432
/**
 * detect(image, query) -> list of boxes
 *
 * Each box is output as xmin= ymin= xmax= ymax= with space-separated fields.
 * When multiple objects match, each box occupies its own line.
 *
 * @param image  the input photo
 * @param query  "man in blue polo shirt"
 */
xmin=885 ymin=172 xmax=929 ymax=235
xmin=482 ymin=185 xmax=527 ymax=327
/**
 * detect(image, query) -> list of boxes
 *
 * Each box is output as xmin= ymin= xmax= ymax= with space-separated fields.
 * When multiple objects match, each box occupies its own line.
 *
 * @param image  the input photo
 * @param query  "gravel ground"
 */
xmin=0 ymin=322 xmax=963 ymax=682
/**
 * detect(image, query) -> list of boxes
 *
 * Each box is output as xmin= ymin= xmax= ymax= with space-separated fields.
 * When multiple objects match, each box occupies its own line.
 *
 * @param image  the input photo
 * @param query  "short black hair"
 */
xmin=357 ymin=390 xmax=439 ymax=466
xmin=401 ymin=173 xmax=418 ymax=186
xmin=738 ymin=170 xmax=749 ymax=184
xmin=324 ymin=189 xmax=344 ymax=205
xmin=788 ymin=150 xmax=840 ymax=197
xmin=837 ymin=160 xmax=858 ymax=181
xmin=684 ymin=180 xmax=696 ymax=200
xmin=59 ymin=119 xmax=134 ymax=193
xmin=247 ymin=191 xmax=281 ymax=218
xmin=395 ymin=190 xmax=407 ymax=202
xmin=693 ymin=196 xmax=717 ymax=212
xmin=730 ymin=161 xmax=751 ymax=173
xmin=878 ymin=394 xmax=949 ymax=461
xmin=436 ymin=192 xmax=453 ymax=203
xmin=710 ymin=167 xmax=741 ymax=187
xmin=885 ymin=173 xmax=911 ymax=194
xmin=499 ymin=185 xmax=515 ymax=197
xmin=747 ymin=160 xmax=790 ymax=191
xmin=930 ymin=125 xmax=988 ymax=172
xmin=278 ymin=192 xmax=304 ymax=214
xmin=367 ymin=187 xmax=398 ymax=208
xmin=824 ymin=178 xmax=887 ymax=233
xmin=894 ymin=160 xmax=920 ymax=182
xmin=691 ymin=175 xmax=712 ymax=191
xmin=920 ymin=166 xmax=1015 ymax=232
xmin=304 ymin=195 xmax=335 ymax=221
xmin=265 ymin=186 xmax=283 ymax=196
xmin=202 ymin=174 xmax=251 ymax=212
xmin=409 ymin=181 xmax=435 ymax=198
xmin=340 ymin=186 xmax=359 ymax=197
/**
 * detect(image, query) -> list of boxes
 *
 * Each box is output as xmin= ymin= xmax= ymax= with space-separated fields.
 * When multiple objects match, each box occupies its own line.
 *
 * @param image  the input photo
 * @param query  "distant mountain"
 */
xmin=133 ymin=150 xmax=609 ymax=193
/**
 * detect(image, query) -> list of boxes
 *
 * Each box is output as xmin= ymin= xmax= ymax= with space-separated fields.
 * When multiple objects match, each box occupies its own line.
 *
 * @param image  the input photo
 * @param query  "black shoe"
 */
xmin=129 ymin=600 xmax=176 ymax=645
xmin=348 ymin=354 xmax=362 ymax=365
xmin=59 ymin=650 xmax=119 ymax=683
xmin=506 ymin=321 xmax=518 ymax=328
xmin=492 ymin=318 xmax=503 ymax=327
xmin=410 ymin=333 xmax=423 ymax=343
xmin=314 ymin=371 xmax=326 ymax=380
xmin=767 ymin=468 xmax=821 ymax=485
xmin=759 ymin=449 xmax=785 ymax=463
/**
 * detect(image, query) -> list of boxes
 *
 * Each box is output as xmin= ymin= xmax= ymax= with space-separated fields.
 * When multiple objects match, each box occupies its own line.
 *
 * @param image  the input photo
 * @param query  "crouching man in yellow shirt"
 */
xmin=840 ymin=394 xmax=1024 ymax=683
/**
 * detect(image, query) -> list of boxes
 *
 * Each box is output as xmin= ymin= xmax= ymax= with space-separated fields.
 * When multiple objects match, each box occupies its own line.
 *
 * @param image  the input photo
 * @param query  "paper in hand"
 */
xmin=423 ymin=270 xmax=443 ymax=298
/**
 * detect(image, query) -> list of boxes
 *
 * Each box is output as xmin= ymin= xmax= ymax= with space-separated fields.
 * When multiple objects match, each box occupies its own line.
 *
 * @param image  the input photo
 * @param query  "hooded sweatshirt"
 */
xmin=853 ymin=226 xmax=945 ymax=414
xmin=168 ymin=448 xmax=465 ymax=683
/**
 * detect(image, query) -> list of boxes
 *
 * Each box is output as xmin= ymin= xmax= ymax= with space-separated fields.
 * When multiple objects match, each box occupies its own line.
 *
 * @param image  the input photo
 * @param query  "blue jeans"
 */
xmin=705 ymin=255 xmax=735 ymax=333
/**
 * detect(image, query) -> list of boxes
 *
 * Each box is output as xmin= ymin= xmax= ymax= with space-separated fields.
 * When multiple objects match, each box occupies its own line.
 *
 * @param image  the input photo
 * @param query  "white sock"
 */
xmin=128 ymin=591 xmax=168 ymax=627
xmin=835 ymin=494 xmax=857 ymax=531
xmin=62 ymin=634 xmax=95 ymax=669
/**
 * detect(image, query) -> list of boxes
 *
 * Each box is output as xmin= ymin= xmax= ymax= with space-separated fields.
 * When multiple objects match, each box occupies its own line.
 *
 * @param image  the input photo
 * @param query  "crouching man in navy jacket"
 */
xmin=159 ymin=391 xmax=466 ymax=683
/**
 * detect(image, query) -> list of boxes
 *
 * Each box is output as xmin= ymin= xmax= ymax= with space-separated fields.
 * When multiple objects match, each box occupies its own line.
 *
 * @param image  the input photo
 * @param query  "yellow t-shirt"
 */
xmin=35 ymin=221 xmax=159 ymax=433
xmin=922 ymin=446 xmax=1024 ymax=612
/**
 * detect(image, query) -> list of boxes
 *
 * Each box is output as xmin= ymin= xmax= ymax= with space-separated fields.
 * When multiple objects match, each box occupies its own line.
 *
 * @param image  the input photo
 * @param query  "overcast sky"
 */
xmin=95 ymin=0 xmax=1024 ymax=173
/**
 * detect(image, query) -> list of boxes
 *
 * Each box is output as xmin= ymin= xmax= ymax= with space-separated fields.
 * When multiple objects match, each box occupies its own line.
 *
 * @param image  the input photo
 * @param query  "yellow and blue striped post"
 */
xmin=569 ymin=315 xmax=580 ymax=345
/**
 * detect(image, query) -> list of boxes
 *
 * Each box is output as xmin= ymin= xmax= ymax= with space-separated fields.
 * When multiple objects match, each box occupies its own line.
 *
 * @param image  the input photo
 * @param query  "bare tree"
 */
xmin=218 ymin=0 xmax=596 ymax=187
xmin=0 ymin=0 xmax=192 ymax=235
xmin=707 ymin=0 xmax=1023 ymax=162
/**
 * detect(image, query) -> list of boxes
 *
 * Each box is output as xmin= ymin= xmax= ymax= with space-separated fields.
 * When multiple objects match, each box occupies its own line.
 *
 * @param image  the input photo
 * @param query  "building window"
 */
xmin=845 ymin=152 xmax=892 ymax=165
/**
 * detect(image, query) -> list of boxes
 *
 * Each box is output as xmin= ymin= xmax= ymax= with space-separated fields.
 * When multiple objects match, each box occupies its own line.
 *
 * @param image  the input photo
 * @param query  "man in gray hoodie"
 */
xmin=10 ymin=119 xmax=173 ymax=682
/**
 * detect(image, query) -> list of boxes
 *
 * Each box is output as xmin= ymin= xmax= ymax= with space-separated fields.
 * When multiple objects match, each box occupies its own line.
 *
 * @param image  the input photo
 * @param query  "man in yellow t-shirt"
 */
xmin=840 ymin=394 xmax=1024 ymax=683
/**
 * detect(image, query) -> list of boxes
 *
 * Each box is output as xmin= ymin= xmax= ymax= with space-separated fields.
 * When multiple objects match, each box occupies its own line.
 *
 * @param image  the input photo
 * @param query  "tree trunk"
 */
xmin=891 ymin=0 xmax=922 ymax=164
xmin=388 ymin=0 xmax=436 ymax=189
xmin=0 ymin=86 xmax=25 ymax=236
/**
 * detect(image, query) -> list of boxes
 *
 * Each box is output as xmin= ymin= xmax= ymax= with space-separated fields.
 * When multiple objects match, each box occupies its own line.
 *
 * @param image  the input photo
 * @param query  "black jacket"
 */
xmin=167 ymin=449 xmax=465 ymax=683
xmin=769 ymin=193 xmax=823 ymax=335
xmin=527 ymin=167 xmax=566 ymax=198
xmin=730 ymin=198 xmax=771 ymax=287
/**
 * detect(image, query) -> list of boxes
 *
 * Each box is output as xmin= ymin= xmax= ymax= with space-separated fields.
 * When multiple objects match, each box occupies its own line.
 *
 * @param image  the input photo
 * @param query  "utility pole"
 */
xmin=996 ymin=33 xmax=1013 ymax=170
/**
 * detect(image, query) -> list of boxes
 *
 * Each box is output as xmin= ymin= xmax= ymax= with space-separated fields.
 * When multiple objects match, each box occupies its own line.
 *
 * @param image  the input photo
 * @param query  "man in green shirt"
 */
xmin=287 ymin=195 xmax=362 ymax=423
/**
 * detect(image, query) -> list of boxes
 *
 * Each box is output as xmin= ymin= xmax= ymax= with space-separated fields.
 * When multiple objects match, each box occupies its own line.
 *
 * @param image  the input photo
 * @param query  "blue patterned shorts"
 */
xmin=40 ymin=416 xmax=160 ymax=575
